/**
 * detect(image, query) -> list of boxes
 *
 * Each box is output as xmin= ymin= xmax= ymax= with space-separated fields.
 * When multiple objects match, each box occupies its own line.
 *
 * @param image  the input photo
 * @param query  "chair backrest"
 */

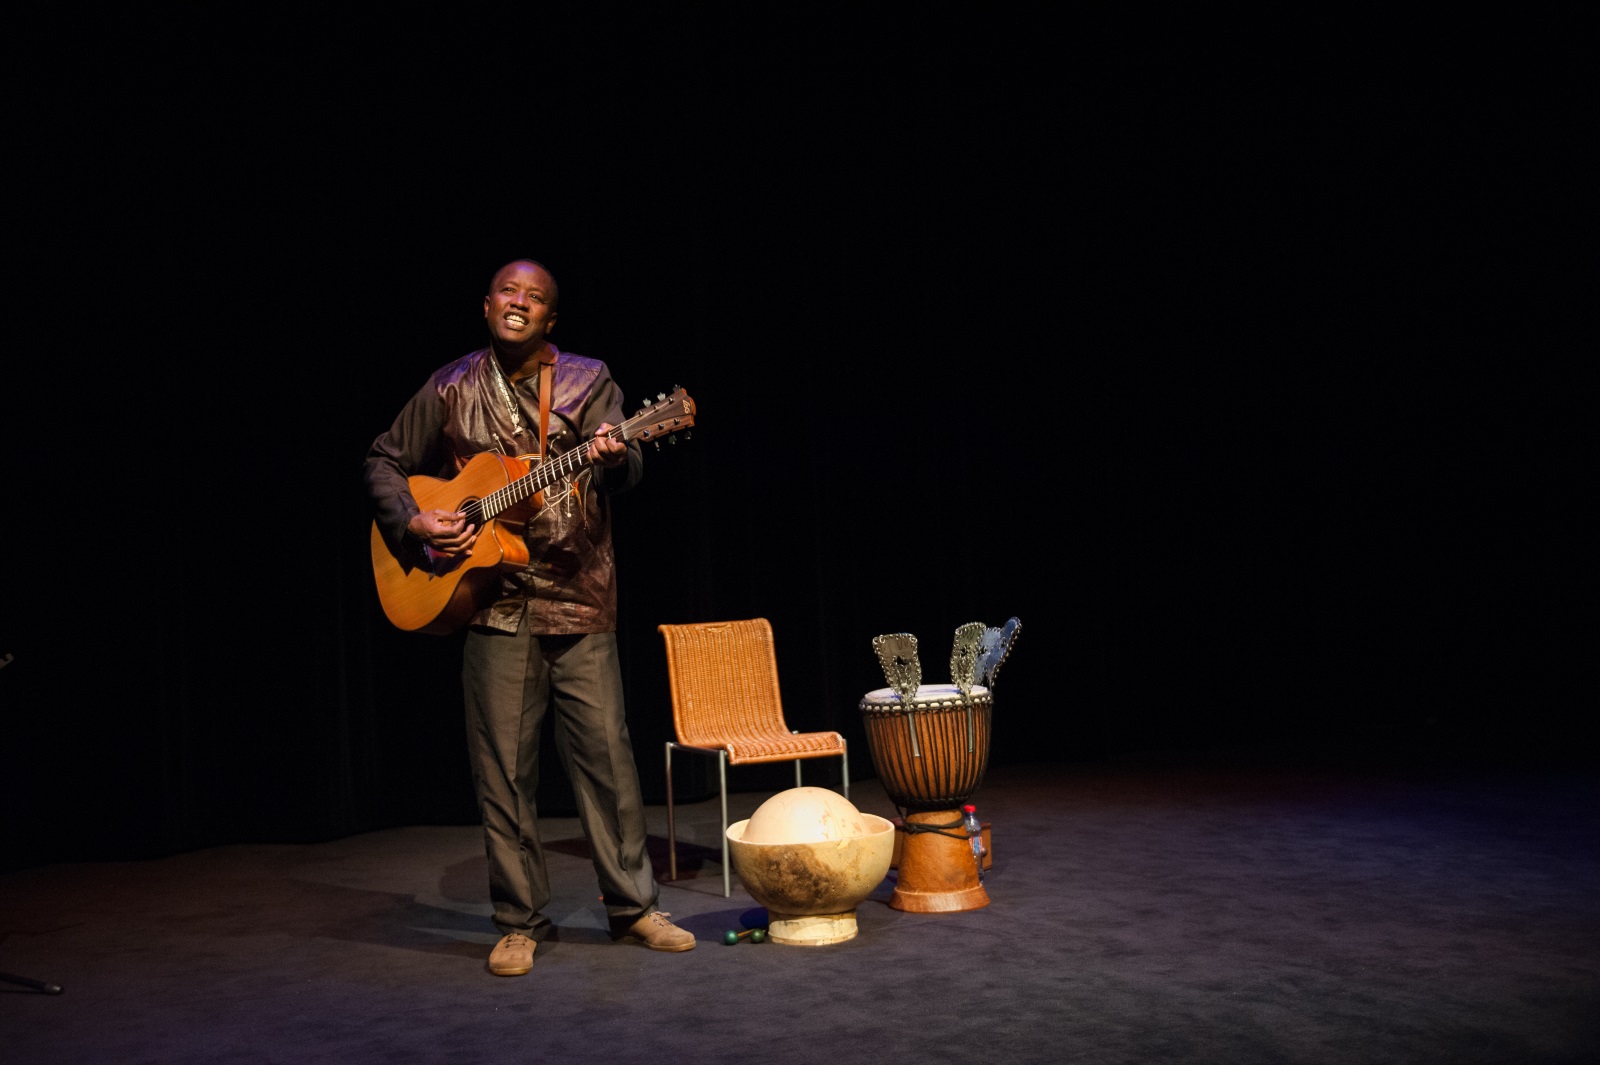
xmin=658 ymin=618 xmax=789 ymax=748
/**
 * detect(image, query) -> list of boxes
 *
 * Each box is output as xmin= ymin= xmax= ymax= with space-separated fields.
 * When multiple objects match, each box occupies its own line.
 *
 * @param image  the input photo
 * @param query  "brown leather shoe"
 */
xmin=489 ymin=932 xmax=535 ymax=976
xmin=623 ymin=911 xmax=696 ymax=952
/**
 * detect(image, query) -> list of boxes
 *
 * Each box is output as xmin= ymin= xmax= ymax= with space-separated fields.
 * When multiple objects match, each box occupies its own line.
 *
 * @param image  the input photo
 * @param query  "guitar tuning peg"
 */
xmin=657 ymin=392 xmax=666 ymax=401
xmin=669 ymin=435 xmax=677 ymax=445
xmin=653 ymin=441 xmax=662 ymax=451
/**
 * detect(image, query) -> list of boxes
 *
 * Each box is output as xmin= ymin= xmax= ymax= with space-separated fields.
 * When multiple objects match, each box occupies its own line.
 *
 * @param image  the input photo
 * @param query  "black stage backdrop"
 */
xmin=1 ymin=21 xmax=1591 ymax=872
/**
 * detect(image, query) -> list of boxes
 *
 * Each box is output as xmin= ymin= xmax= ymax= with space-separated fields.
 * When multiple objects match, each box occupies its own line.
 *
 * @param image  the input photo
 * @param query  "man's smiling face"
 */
xmin=484 ymin=260 xmax=558 ymax=352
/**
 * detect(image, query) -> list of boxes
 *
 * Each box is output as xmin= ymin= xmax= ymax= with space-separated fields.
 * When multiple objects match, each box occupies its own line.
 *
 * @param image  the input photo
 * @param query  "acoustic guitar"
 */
xmin=370 ymin=386 xmax=696 ymax=634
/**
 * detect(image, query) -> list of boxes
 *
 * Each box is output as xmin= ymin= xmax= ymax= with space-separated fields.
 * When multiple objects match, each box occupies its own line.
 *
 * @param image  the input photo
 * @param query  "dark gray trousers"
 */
xmin=462 ymin=622 xmax=658 ymax=940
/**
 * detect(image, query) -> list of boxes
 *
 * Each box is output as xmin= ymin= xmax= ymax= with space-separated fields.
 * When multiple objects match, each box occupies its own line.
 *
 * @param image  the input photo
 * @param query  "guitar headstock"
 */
xmin=622 ymin=386 xmax=696 ymax=446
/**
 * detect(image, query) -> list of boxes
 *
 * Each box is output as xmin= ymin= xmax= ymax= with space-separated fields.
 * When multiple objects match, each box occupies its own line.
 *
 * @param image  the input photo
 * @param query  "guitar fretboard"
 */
xmin=462 ymin=424 xmax=625 ymax=526
xmin=452 ymin=387 xmax=692 ymax=529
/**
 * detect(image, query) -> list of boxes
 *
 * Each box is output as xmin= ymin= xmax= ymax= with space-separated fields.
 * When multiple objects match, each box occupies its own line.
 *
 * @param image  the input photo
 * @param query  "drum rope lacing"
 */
xmin=894 ymin=809 xmax=969 ymax=839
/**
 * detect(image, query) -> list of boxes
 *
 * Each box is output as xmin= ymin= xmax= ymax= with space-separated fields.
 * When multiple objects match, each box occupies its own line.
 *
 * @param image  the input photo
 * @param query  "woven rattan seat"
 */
xmin=659 ymin=618 xmax=849 ymax=897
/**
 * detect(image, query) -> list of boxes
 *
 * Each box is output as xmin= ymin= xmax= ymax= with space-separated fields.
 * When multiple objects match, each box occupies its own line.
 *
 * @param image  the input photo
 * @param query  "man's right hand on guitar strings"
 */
xmin=406 ymin=509 xmax=478 ymax=557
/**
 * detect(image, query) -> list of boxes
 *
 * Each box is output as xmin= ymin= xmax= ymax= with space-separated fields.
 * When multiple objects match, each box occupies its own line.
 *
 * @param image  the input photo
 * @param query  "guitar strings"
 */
xmin=458 ymin=389 xmax=686 ymax=527
xmin=460 ymin=422 xmax=629 ymax=527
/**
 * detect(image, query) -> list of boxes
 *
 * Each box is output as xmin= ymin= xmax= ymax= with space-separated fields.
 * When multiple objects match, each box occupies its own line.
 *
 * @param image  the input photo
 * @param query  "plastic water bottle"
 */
xmin=961 ymin=803 xmax=985 ymax=882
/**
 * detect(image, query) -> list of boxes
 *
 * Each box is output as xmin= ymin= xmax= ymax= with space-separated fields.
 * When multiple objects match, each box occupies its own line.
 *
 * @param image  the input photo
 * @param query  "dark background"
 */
xmin=2 ymin=19 xmax=1591 ymax=872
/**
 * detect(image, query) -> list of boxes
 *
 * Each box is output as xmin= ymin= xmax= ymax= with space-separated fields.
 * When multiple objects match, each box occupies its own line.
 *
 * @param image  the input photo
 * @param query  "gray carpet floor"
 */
xmin=2 ymin=738 xmax=1596 ymax=1064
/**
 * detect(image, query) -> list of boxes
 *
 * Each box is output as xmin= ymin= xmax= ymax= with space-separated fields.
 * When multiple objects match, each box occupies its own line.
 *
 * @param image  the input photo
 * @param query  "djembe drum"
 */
xmin=859 ymin=618 xmax=1020 ymax=913
xmin=860 ymin=684 xmax=993 ymax=912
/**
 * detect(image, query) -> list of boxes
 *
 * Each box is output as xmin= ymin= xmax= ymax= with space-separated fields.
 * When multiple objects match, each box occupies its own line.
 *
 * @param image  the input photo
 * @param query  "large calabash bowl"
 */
xmin=726 ymin=787 xmax=895 ymax=946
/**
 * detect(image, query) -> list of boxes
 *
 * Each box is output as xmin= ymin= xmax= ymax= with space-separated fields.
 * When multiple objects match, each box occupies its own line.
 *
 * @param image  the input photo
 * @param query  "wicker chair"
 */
xmin=658 ymin=618 xmax=850 ymax=897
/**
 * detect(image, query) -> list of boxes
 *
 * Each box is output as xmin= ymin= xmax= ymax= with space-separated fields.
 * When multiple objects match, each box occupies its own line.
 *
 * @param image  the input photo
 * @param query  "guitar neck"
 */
xmin=467 ymin=428 xmax=618 ymax=525
xmin=457 ymin=387 xmax=694 ymax=527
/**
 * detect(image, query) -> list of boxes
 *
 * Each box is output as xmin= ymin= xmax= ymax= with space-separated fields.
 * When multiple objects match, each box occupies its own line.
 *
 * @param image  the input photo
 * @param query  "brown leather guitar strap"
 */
xmin=537 ymin=349 xmax=555 ymax=461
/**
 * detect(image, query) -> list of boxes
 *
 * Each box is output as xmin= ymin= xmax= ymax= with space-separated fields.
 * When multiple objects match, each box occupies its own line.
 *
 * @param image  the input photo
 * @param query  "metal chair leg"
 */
xmin=665 ymin=742 xmax=678 ymax=881
xmin=665 ymin=741 xmax=732 ymax=897
xmin=717 ymin=750 xmax=730 ymax=898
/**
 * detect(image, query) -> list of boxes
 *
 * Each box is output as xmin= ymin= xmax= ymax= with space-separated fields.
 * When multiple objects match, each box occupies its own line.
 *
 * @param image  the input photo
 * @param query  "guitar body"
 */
xmin=370 ymin=451 xmax=534 ymax=635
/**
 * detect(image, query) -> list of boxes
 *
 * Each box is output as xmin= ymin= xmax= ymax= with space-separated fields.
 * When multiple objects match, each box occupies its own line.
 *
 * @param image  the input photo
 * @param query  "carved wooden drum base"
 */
xmin=889 ymin=809 xmax=990 ymax=913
